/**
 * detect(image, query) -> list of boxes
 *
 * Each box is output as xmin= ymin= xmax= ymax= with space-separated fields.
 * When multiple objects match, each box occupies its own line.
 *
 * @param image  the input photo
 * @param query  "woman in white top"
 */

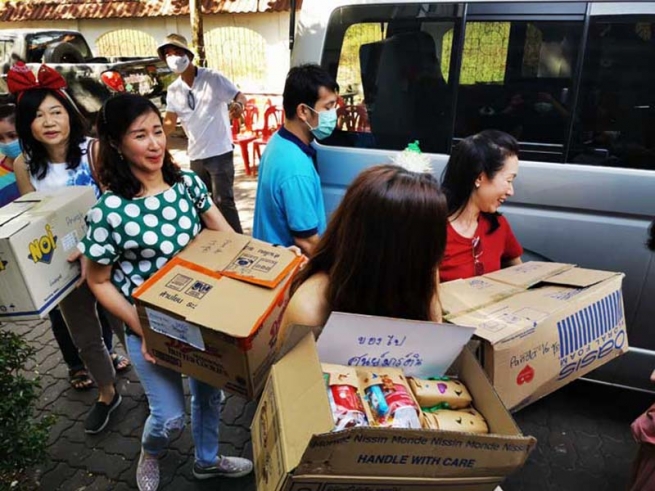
xmin=10 ymin=63 xmax=122 ymax=435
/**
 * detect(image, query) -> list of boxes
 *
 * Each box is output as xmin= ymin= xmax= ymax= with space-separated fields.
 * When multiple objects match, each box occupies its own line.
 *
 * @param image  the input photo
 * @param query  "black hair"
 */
xmin=648 ymin=218 xmax=655 ymax=252
xmin=15 ymin=89 xmax=88 ymax=180
xmin=282 ymin=64 xmax=339 ymax=121
xmin=0 ymin=103 xmax=16 ymax=125
xmin=441 ymin=130 xmax=519 ymax=233
xmin=97 ymin=93 xmax=181 ymax=199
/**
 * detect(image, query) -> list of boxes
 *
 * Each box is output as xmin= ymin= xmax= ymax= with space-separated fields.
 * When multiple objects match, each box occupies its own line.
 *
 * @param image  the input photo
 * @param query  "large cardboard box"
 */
xmin=440 ymin=262 xmax=628 ymax=411
xmin=252 ymin=314 xmax=536 ymax=491
xmin=0 ymin=187 xmax=96 ymax=321
xmin=134 ymin=230 xmax=304 ymax=399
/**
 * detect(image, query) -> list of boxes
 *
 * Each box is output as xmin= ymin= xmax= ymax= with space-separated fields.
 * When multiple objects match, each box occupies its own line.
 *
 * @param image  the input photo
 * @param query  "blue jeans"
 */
xmin=126 ymin=334 xmax=222 ymax=467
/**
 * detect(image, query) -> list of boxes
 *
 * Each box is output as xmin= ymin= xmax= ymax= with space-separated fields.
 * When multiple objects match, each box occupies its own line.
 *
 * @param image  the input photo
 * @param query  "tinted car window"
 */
xmin=322 ymin=4 xmax=462 ymax=153
xmin=454 ymin=20 xmax=583 ymax=162
xmin=568 ymin=18 xmax=655 ymax=170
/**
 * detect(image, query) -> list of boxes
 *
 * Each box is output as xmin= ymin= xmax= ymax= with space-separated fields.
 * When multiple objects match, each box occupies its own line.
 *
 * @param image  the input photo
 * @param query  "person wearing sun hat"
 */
xmin=158 ymin=33 xmax=247 ymax=233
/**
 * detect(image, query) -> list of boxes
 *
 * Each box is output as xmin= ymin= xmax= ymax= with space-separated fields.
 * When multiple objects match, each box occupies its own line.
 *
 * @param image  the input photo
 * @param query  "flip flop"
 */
xmin=111 ymin=353 xmax=131 ymax=373
xmin=69 ymin=368 xmax=94 ymax=391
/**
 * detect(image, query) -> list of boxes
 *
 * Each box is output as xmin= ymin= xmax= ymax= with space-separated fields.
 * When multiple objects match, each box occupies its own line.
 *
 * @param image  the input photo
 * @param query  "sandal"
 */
xmin=111 ymin=353 xmax=131 ymax=373
xmin=69 ymin=368 xmax=94 ymax=391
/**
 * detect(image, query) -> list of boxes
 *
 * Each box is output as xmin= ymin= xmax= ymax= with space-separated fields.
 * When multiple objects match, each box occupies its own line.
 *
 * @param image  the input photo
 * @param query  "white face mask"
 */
xmin=166 ymin=54 xmax=190 ymax=74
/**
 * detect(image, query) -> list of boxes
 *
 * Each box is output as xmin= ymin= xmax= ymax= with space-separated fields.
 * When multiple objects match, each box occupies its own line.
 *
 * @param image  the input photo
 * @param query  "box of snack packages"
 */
xmin=440 ymin=262 xmax=627 ymax=411
xmin=252 ymin=313 xmax=536 ymax=491
xmin=133 ymin=230 xmax=304 ymax=399
xmin=0 ymin=187 xmax=96 ymax=321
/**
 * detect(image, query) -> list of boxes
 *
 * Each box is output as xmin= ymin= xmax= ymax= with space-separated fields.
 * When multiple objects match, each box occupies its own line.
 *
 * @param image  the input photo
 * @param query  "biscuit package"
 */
xmin=408 ymin=376 xmax=473 ymax=410
xmin=358 ymin=368 xmax=421 ymax=429
xmin=322 ymin=363 xmax=368 ymax=431
xmin=422 ymin=408 xmax=489 ymax=434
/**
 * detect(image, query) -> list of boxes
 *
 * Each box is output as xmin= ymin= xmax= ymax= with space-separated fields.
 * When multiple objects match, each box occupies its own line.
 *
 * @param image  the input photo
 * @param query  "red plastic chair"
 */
xmin=252 ymin=105 xmax=285 ymax=172
xmin=337 ymin=104 xmax=370 ymax=132
xmin=232 ymin=100 xmax=260 ymax=175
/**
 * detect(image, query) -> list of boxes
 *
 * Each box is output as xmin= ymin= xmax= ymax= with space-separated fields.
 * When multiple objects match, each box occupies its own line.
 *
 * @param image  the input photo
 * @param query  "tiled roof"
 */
xmin=0 ymin=0 xmax=301 ymax=22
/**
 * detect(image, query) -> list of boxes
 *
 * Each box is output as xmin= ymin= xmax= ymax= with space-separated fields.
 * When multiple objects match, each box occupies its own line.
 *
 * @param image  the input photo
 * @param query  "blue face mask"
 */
xmin=0 ymin=139 xmax=21 ymax=159
xmin=305 ymin=105 xmax=337 ymax=140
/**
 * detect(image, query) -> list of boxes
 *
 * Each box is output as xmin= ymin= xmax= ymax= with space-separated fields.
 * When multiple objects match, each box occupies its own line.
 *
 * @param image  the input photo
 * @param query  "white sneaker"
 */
xmin=136 ymin=450 xmax=160 ymax=491
xmin=192 ymin=455 xmax=254 ymax=479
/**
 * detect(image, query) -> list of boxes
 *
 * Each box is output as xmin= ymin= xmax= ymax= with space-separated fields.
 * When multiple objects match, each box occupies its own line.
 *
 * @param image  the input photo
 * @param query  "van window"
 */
xmin=454 ymin=20 xmax=583 ymax=162
xmin=322 ymin=4 xmax=463 ymax=153
xmin=568 ymin=18 xmax=655 ymax=170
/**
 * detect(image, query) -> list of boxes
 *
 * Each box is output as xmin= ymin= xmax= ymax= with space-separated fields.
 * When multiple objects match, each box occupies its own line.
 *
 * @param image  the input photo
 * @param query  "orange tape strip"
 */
xmin=222 ymin=255 xmax=305 ymax=289
xmin=133 ymin=257 xmax=224 ymax=299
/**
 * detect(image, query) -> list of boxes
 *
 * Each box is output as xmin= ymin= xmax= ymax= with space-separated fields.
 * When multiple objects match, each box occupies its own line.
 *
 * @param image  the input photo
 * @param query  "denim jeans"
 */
xmin=126 ymin=334 xmax=222 ymax=467
xmin=190 ymin=151 xmax=243 ymax=233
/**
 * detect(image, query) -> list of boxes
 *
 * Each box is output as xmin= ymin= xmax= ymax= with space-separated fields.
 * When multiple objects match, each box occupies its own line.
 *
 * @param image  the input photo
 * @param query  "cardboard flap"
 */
xmin=449 ymin=286 xmax=574 ymax=345
xmin=543 ymin=267 xmax=621 ymax=288
xmin=273 ymin=333 xmax=334 ymax=471
xmin=222 ymin=239 xmax=302 ymax=289
xmin=317 ymin=312 xmax=476 ymax=378
xmin=483 ymin=262 xmax=573 ymax=289
xmin=177 ymin=230 xmax=251 ymax=272
xmin=441 ymin=277 xmax=520 ymax=318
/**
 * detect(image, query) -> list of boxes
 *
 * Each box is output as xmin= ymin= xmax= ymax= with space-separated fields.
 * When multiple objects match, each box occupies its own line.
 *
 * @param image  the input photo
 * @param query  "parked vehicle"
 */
xmin=293 ymin=0 xmax=655 ymax=392
xmin=0 ymin=29 xmax=174 ymax=119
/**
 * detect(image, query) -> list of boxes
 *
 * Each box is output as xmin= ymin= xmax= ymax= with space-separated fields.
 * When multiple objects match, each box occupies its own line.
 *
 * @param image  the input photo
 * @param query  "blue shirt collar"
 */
xmin=278 ymin=126 xmax=317 ymax=160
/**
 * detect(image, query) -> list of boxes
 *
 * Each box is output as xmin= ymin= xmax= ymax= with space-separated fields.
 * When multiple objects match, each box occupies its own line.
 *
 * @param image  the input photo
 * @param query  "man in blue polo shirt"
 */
xmin=253 ymin=64 xmax=339 ymax=255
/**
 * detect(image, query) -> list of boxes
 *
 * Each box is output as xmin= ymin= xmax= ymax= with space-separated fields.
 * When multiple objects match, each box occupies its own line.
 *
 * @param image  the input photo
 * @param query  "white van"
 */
xmin=291 ymin=0 xmax=655 ymax=392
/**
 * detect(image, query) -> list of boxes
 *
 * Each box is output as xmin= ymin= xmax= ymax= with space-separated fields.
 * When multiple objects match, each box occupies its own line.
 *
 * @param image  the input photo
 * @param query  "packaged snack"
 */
xmin=358 ymin=368 xmax=421 ymax=429
xmin=422 ymin=408 xmax=489 ymax=434
xmin=322 ymin=364 xmax=368 ymax=431
xmin=408 ymin=376 xmax=473 ymax=410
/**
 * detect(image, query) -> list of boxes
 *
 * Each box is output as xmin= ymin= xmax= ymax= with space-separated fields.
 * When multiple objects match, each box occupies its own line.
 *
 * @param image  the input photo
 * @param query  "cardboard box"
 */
xmin=252 ymin=314 xmax=536 ymax=491
xmin=133 ymin=230 xmax=304 ymax=399
xmin=0 ymin=187 xmax=96 ymax=321
xmin=440 ymin=262 xmax=628 ymax=411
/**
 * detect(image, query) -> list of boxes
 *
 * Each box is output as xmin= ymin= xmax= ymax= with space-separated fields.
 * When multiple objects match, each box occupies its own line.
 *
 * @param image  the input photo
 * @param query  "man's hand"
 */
xmin=67 ymin=249 xmax=87 ymax=288
xmin=229 ymin=101 xmax=244 ymax=120
xmin=141 ymin=336 xmax=157 ymax=364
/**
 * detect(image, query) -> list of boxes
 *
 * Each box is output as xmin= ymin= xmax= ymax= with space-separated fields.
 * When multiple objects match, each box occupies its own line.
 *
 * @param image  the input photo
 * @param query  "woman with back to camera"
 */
xmin=281 ymin=163 xmax=448 ymax=335
xmin=80 ymin=93 xmax=252 ymax=491
xmin=440 ymin=130 xmax=523 ymax=282
xmin=8 ymin=62 xmax=125 ymax=434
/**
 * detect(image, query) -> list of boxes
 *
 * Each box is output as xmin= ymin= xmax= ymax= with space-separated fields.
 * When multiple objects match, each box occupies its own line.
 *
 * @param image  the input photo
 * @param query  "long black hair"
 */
xmin=441 ymin=130 xmax=519 ymax=233
xmin=648 ymin=219 xmax=655 ymax=251
xmin=96 ymin=93 xmax=181 ymax=199
xmin=15 ymin=89 xmax=88 ymax=180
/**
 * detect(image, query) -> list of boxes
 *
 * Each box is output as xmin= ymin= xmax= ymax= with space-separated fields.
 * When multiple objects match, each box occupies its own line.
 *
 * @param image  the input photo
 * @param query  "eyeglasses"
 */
xmin=472 ymin=236 xmax=484 ymax=276
xmin=187 ymin=90 xmax=196 ymax=110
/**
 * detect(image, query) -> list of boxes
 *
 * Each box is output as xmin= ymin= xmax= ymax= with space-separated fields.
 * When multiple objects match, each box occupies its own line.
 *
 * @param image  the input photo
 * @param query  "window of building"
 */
xmin=568 ymin=18 xmax=655 ymax=170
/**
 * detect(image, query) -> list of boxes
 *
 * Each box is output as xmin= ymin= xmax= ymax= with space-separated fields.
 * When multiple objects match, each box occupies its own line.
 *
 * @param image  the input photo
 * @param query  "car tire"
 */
xmin=43 ymin=42 xmax=85 ymax=64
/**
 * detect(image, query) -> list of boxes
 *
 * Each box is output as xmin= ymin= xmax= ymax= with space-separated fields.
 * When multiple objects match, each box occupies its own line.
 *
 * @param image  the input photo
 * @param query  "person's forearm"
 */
xmin=89 ymin=281 xmax=143 ymax=336
xmin=293 ymin=234 xmax=320 ymax=256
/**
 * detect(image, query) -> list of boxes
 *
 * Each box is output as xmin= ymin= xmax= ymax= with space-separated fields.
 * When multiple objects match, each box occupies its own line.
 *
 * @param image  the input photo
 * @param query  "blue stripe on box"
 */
xmin=557 ymin=290 xmax=623 ymax=358
xmin=0 ymin=275 xmax=80 ymax=319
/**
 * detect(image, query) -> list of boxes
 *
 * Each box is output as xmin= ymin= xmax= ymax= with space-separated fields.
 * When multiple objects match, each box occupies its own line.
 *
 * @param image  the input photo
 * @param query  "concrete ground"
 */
xmin=5 ymin=136 xmax=653 ymax=490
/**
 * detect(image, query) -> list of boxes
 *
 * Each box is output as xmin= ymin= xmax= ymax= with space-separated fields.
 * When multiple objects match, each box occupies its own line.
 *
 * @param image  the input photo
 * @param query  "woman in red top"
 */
xmin=440 ymin=130 xmax=523 ymax=282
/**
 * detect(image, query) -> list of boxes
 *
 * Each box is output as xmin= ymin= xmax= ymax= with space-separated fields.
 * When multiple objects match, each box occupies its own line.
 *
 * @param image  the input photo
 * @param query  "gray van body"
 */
xmin=292 ymin=0 xmax=655 ymax=392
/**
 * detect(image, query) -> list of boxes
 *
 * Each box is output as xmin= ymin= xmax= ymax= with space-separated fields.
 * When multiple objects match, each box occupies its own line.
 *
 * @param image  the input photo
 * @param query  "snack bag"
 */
xmin=422 ymin=408 xmax=489 ymax=434
xmin=322 ymin=364 xmax=368 ymax=431
xmin=358 ymin=368 xmax=421 ymax=429
xmin=408 ymin=376 xmax=473 ymax=410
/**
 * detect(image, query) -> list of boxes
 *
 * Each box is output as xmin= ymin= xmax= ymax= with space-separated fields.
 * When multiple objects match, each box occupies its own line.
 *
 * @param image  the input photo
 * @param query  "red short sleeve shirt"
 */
xmin=440 ymin=214 xmax=523 ymax=283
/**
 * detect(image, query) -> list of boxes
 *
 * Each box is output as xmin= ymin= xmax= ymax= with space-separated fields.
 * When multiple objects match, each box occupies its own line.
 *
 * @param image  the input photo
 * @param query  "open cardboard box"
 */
xmin=441 ymin=262 xmax=628 ymax=411
xmin=0 ymin=187 xmax=96 ymax=321
xmin=252 ymin=313 xmax=536 ymax=491
xmin=134 ymin=230 xmax=304 ymax=399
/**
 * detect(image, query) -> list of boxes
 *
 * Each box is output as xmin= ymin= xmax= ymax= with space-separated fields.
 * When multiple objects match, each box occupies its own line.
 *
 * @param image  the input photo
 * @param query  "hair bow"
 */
xmin=7 ymin=61 xmax=67 ymax=100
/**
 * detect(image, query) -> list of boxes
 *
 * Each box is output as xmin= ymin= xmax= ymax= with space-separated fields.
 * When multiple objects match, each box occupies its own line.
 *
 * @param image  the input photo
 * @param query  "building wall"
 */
xmin=0 ymin=12 xmax=291 ymax=94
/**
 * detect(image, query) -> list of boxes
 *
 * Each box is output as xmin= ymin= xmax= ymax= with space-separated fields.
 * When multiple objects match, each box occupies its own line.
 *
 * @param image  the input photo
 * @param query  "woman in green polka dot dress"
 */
xmin=80 ymin=94 xmax=253 ymax=490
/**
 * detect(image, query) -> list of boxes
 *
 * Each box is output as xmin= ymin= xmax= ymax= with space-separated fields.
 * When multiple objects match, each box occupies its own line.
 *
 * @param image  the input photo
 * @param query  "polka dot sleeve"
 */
xmin=182 ymin=170 xmax=212 ymax=214
xmin=78 ymin=200 xmax=121 ymax=265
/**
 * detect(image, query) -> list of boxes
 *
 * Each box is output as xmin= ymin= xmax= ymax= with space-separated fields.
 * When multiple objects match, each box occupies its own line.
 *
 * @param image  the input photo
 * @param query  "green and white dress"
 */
xmin=79 ymin=169 xmax=211 ymax=301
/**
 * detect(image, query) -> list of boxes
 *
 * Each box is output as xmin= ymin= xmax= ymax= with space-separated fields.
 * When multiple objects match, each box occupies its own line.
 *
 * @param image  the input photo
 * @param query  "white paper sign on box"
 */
xmin=316 ymin=312 xmax=476 ymax=378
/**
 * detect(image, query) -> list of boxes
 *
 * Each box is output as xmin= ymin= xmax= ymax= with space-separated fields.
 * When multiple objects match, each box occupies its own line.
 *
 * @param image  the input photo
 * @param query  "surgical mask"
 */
xmin=0 ymin=139 xmax=21 ymax=159
xmin=166 ymin=54 xmax=191 ymax=74
xmin=304 ymin=105 xmax=337 ymax=140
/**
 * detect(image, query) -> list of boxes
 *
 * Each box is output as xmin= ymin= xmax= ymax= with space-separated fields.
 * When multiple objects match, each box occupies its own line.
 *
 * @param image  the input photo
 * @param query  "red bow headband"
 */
xmin=7 ymin=62 xmax=67 ymax=100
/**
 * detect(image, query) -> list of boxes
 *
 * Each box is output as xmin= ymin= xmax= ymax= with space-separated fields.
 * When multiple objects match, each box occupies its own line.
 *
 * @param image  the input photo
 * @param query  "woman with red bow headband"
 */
xmin=8 ymin=62 xmax=125 ymax=435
